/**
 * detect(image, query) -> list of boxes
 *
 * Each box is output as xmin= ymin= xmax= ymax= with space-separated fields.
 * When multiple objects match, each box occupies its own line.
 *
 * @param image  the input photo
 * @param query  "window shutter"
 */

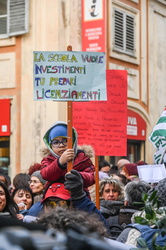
xmin=126 ymin=15 xmax=134 ymax=53
xmin=0 ymin=17 xmax=7 ymax=35
xmin=114 ymin=10 xmax=124 ymax=50
xmin=114 ymin=9 xmax=135 ymax=55
xmin=9 ymin=0 xmax=29 ymax=36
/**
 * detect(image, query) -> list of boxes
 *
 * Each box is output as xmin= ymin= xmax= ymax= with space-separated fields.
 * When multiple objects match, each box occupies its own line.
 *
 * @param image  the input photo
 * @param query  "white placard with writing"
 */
xmin=137 ymin=164 xmax=166 ymax=183
xmin=33 ymin=51 xmax=106 ymax=101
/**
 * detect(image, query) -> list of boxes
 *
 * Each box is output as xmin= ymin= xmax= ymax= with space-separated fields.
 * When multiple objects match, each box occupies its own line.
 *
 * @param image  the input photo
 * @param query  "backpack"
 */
xmin=107 ymin=206 xmax=139 ymax=240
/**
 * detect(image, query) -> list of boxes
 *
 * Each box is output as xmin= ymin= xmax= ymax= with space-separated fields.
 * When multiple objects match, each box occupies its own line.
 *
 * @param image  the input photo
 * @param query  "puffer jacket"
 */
xmin=41 ymin=147 xmax=95 ymax=189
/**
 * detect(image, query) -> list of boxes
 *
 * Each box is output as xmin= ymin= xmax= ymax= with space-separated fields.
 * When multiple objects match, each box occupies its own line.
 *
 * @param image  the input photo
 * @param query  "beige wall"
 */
xmin=0 ymin=0 xmax=166 ymax=179
xmin=20 ymin=0 xmax=82 ymax=174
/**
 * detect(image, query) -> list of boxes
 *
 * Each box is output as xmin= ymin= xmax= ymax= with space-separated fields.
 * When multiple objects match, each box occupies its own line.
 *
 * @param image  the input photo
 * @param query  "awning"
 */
xmin=127 ymin=109 xmax=146 ymax=140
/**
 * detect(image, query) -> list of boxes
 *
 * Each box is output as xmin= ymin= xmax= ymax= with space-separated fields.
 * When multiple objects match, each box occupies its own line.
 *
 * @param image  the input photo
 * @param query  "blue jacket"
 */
xmin=27 ymin=201 xmax=43 ymax=217
xmin=73 ymin=196 xmax=109 ymax=232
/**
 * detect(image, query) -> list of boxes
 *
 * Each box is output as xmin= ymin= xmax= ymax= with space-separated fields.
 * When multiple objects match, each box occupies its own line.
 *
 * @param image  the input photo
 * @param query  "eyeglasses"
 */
xmin=51 ymin=138 xmax=68 ymax=148
xmin=45 ymin=200 xmax=69 ymax=209
xmin=28 ymin=180 xmax=41 ymax=184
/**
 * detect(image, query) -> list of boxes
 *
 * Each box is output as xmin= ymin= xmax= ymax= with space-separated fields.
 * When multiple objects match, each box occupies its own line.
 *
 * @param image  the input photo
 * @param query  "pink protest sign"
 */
xmin=72 ymin=70 xmax=127 ymax=156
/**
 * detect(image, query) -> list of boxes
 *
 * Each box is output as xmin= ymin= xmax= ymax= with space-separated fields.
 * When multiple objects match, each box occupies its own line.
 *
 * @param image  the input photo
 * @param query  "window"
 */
xmin=0 ymin=0 xmax=29 ymax=38
xmin=113 ymin=8 xmax=135 ymax=56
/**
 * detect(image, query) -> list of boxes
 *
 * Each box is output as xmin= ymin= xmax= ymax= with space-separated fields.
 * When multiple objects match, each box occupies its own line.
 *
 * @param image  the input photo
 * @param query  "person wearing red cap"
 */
xmin=40 ymin=121 xmax=95 ymax=198
xmin=41 ymin=182 xmax=71 ymax=212
xmin=24 ymin=170 xmax=110 ymax=234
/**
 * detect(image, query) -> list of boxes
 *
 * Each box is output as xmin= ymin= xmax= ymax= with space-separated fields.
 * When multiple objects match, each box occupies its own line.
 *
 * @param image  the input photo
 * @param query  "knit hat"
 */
xmin=123 ymin=163 xmax=138 ymax=176
xmin=31 ymin=171 xmax=47 ymax=185
xmin=149 ymin=178 xmax=166 ymax=207
xmin=49 ymin=124 xmax=67 ymax=144
xmin=99 ymin=171 xmax=109 ymax=180
xmin=42 ymin=182 xmax=71 ymax=203
xmin=136 ymin=160 xmax=148 ymax=165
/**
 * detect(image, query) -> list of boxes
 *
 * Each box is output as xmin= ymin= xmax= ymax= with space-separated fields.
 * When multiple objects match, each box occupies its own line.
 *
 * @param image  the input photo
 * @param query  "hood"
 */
xmin=40 ymin=144 xmax=95 ymax=159
xmin=77 ymin=144 xmax=95 ymax=159
xmin=100 ymin=200 xmax=123 ymax=217
xmin=43 ymin=121 xmax=78 ymax=158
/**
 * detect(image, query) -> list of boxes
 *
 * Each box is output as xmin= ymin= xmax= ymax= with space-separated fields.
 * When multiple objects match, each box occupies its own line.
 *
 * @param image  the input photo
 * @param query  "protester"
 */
xmin=41 ymin=182 xmax=71 ymax=212
xmin=0 ymin=181 xmax=18 ymax=218
xmin=37 ymin=206 xmax=108 ymax=238
xmin=40 ymin=121 xmax=95 ymax=197
xmin=117 ymin=159 xmax=130 ymax=170
xmin=99 ymin=178 xmax=124 ymax=201
xmin=99 ymin=160 xmax=111 ymax=176
xmin=0 ymin=171 xmax=11 ymax=188
xmin=120 ymin=180 xmax=151 ymax=222
xmin=90 ymin=177 xmax=125 ymax=239
xmin=13 ymin=173 xmax=31 ymax=189
xmin=25 ymin=169 xmax=109 ymax=234
xmin=124 ymin=180 xmax=151 ymax=207
xmin=116 ymin=180 xmax=166 ymax=248
xmin=111 ymin=173 xmax=130 ymax=186
xmin=99 ymin=171 xmax=110 ymax=180
xmin=0 ymin=214 xmax=131 ymax=250
xmin=109 ymin=165 xmax=119 ymax=176
xmin=29 ymin=170 xmax=47 ymax=203
xmin=148 ymin=177 xmax=166 ymax=207
xmin=24 ymin=181 xmax=71 ymax=222
xmin=36 ymin=205 xmax=133 ymax=249
xmin=119 ymin=163 xmax=139 ymax=181
xmin=12 ymin=186 xmax=34 ymax=220
xmin=116 ymin=180 xmax=151 ymax=243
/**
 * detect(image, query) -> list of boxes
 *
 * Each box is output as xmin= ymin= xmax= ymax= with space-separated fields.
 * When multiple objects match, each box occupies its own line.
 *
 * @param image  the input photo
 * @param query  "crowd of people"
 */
xmin=0 ymin=121 xmax=166 ymax=249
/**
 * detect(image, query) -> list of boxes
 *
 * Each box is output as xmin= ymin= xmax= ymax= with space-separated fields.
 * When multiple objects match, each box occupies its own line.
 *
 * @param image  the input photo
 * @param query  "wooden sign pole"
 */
xmin=95 ymin=155 xmax=100 ymax=209
xmin=67 ymin=45 xmax=73 ymax=172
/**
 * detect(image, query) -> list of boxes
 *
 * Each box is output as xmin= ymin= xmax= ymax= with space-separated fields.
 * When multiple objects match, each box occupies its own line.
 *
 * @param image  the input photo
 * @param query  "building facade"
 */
xmin=0 ymin=0 xmax=166 ymax=178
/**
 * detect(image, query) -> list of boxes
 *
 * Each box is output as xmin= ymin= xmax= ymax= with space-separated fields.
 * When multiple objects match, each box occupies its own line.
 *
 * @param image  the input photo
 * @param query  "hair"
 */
xmin=37 ymin=207 xmax=108 ymax=238
xmin=99 ymin=178 xmax=124 ymax=201
xmin=99 ymin=160 xmax=110 ymax=171
xmin=28 ymin=162 xmax=42 ymax=176
xmin=0 ymin=172 xmax=11 ymax=188
xmin=12 ymin=186 xmax=34 ymax=207
xmin=124 ymin=180 xmax=151 ymax=206
xmin=111 ymin=173 xmax=130 ymax=186
xmin=13 ymin=173 xmax=30 ymax=189
xmin=109 ymin=165 xmax=119 ymax=175
xmin=0 ymin=181 xmax=19 ymax=217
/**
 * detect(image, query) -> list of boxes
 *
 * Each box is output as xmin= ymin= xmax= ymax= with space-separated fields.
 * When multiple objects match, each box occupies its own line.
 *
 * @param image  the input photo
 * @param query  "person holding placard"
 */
xmin=40 ymin=121 xmax=95 ymax=198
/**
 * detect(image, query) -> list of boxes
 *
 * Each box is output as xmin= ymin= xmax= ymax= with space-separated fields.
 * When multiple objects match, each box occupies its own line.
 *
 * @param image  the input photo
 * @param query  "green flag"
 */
xmin=149 ymin=108 xmax=166 ymax=163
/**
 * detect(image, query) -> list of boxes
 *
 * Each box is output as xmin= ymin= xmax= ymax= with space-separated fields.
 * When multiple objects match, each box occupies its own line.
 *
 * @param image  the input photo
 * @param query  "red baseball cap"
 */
xmin=42 ymin=183 xmax=71 ymax=203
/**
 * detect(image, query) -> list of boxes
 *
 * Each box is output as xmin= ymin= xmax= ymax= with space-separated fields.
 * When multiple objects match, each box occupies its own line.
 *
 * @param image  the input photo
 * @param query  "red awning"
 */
xmin=127 ymin=109 xmax=146 ymax=141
